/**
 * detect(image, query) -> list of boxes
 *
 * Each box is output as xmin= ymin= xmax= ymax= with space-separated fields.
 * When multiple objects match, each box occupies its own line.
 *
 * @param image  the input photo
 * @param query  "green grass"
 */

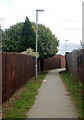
xmin=3 ymin=72 xmax=47 ymax=119
xmin=60 ymin=71 xmax=84 ymax=120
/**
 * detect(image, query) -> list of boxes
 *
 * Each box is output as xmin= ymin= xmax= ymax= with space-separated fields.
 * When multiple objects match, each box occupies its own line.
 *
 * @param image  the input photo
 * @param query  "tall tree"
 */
xmin=38 ymin=24 xmax=59 ymax=58
xmin=2 ymin=17 xmax=59 ymax=58
xmin=21 ymin=17 xmax=36 ymax=51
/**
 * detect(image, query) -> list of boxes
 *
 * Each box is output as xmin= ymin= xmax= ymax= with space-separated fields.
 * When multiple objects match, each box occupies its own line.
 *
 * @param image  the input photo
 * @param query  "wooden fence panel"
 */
xmin=43 ymin=58 xmax=61 ymax=70
xmin=0 ymin=52 xmax=2 ymax=105
xmin=2 ymin=52 xmax=63 ymax=102
xmin=2 ymin=52 xmax=35 ymax=102
xmin=66 ymin=49 xmax=84 ymax=84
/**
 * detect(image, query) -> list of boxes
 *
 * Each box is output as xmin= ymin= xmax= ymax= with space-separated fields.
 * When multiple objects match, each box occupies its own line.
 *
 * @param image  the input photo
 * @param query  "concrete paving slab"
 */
xmin=27 ymin=69 xmax=79 ymax=118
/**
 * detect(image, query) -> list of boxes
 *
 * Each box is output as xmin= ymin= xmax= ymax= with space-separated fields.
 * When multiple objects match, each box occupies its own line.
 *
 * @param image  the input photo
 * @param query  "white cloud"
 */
xmin=0 ymin=0 xmax=82 ymax=53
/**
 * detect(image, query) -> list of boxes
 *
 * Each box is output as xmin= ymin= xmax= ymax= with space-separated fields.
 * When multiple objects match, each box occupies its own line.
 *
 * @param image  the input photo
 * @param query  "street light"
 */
xmin=35 ymin=9 xmax=44 ymax=81
xmin=65 ymin=40 xmax=68 ymax=55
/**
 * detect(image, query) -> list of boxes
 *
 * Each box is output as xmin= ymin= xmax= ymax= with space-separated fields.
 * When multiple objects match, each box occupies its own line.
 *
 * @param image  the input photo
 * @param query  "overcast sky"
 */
xmin=0 ymin=0 xmax=83 ymax=55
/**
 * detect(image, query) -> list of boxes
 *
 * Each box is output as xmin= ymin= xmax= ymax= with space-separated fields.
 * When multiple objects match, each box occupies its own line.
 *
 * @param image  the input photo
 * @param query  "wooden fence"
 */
xmin=66 ymin=49 xmax=84 ymax=84
xmin=43 ymin=58 xmax=61 ymax=70
xmin=2 ymin=52 xmax=36 ymax=102
xmin=53 ymin=55 xmax=65 ymax=68
xmin=0 ymin=52 xmax=2 ymax=104
xmin=2 ymin=52 xmax=65 ymax=102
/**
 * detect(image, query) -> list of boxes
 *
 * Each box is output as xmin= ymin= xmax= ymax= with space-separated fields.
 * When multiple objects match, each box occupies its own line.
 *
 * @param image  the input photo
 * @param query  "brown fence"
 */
xmin=61 ymin=56 xmax=65 ymax=68
xmin=43 ymin=57 xmax=61 ymax=70
xmin=0 ymin=52 xmax=2 ymax=105
xmin=2 ymin=52 xmax=65 ymax=102
xmin=53 ymin=55 xmax=65 ymax=68
xmin=2 ymin=52 xmax=36 ymax=102
xmin=66 ymin=49 xmax=84 ymax=84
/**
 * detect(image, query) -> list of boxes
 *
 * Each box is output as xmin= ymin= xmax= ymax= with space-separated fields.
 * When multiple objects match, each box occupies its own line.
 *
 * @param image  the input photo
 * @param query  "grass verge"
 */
xmin=60 ymin=70 xmax=84 ymax=120
xmin=2 ymin=72 xmax=47 ymax=119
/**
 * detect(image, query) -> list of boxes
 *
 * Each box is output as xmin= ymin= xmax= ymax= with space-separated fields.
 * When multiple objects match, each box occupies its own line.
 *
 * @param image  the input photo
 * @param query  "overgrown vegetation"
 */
xmin=21 ymin=47 xmax=39 ymax=58
xmin=60 ymin=71 xmax=84 ymax=120
xmin=2 ymin=72 xmax=47 ymax=119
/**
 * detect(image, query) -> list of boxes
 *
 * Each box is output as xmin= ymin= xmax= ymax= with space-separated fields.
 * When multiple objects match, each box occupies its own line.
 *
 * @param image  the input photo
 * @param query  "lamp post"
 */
xmin=35 ymin=9 xmax=44 ymax=81
xmin=65 ymin=40 xmax=68 ymax=55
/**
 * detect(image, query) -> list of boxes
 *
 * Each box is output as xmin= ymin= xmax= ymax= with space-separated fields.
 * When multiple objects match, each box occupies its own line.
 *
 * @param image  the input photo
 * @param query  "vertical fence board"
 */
xmin=2 ymin=52 xmax=35 ymax=102
xmin=66 ymin=49 xmax=84 ymax=84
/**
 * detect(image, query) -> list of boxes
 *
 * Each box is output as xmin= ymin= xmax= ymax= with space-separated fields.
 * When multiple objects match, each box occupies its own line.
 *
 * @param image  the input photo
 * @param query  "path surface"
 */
xmin=27 ymin=69 xmax=79 ymax=118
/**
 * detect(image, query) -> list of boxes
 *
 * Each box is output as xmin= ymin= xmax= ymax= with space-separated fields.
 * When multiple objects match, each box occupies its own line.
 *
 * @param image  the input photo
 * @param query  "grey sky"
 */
xmin=0 ymin=0 xmax=83 ymax=54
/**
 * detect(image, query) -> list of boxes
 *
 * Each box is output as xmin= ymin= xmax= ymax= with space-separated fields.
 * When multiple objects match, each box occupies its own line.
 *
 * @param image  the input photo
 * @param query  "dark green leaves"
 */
xmin=2 ymin=17 xmax=59 ymax=58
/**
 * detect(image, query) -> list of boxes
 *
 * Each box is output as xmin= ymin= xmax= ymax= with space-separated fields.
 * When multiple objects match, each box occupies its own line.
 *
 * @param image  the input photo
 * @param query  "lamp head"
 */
xmin=65 ymin=40 xmax=68 ymax=42
xmin=36 ymin=9 xmax=44 ymax=12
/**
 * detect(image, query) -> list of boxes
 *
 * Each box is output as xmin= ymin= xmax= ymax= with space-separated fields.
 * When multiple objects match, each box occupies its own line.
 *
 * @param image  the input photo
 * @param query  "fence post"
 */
xmin=40 ymin=58 xmax=43 ymax=72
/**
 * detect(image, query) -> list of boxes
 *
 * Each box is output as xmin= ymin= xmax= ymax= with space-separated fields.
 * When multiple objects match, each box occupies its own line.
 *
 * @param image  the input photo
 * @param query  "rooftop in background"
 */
xmin=57 ymin=42 xmax=81 ymax=55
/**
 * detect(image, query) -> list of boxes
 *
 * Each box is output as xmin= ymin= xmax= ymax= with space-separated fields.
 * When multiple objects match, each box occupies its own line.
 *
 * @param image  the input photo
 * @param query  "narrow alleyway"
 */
xmin=27 ymin=69 xmax=79 ymax=118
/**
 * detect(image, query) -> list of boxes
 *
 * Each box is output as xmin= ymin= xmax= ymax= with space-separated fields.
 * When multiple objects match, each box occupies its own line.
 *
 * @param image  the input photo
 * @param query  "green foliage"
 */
xmin=2 ymin=22 xmax=24 ymax=52
xmin=2 ymin=17 xmax=36 ymax=52
xmin=38 ymin=24 xmax=59 ymax=58
xmin=31 ymin=22 xmax=59 ymax=58
xmin=2 ymin=17 xmax=59 ymax=58
xmin=21 ymin=47 xmax=39 ymax=58
xmin=21 ymin=17 xmax=36 ymax=51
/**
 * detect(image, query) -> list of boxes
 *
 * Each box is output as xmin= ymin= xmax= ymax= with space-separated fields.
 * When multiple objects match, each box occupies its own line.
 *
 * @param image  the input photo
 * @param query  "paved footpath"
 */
xmin=27 ymin=69 xmax=79 ymax=118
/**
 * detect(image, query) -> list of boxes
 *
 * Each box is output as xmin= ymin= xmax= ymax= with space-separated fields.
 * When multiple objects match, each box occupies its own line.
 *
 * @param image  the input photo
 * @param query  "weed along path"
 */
xmin=27 ymin=69 xmax=79 ymax=118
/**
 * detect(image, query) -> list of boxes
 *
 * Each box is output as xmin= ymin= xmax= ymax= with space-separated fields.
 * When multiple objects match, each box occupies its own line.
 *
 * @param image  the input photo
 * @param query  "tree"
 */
xmin=38 ymin=24 xmax=59 ymax=58
xmin=2 ymin=22 xmax=24 ymax=52
xmin=2 ymin=17 xmax=59 ymax=58
xmin=2 ymin=17 xmax=36 ymax=52
xmin=20 ymin=17 xmax=36 ymax=51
